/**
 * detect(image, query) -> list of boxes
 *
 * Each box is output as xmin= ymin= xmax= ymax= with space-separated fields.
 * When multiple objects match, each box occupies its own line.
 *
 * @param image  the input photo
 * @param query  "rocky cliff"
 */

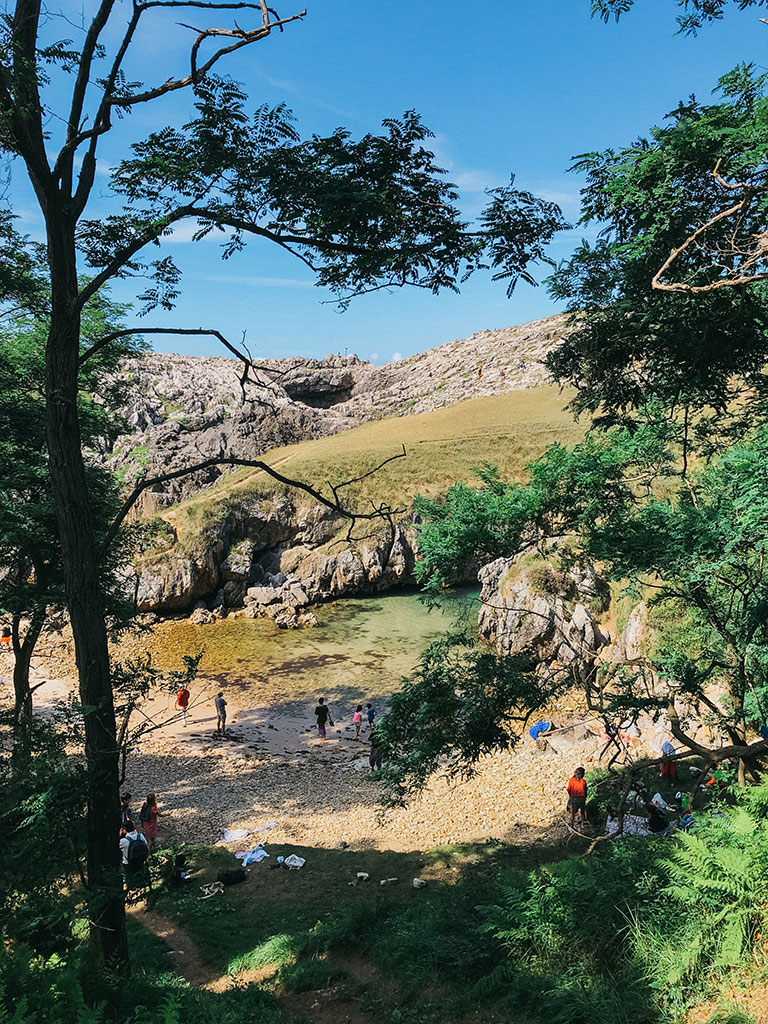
xmin=106 ymin=313 xmax=568 ymax=505
xmin=131 ymin=488 xmax=418 ymax=629
xmin=477 ymin=545 xmax=612 ymax=686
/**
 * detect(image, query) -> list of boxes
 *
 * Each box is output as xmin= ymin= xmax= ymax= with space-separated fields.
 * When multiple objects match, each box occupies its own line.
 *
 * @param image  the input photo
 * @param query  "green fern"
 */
xmin=661 ymin=806 xmax=768 ymax=984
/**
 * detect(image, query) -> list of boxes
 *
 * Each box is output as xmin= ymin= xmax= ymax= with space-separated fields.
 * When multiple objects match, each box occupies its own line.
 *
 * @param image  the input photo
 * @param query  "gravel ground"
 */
xmin=123 ymin=709 xmax=612 ymax=852
xmin=4 ymin=641 xmax=663 ymax=854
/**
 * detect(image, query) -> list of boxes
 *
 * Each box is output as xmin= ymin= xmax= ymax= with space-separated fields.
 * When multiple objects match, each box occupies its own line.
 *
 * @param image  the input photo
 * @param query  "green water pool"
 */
xmin=140 ymin=587 xmax=479 ymax=713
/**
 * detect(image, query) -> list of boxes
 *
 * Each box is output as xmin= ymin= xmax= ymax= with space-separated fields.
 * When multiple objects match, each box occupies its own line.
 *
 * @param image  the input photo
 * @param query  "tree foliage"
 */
xmin=591 ymin=0 xmax=768 ymax=32
xmin=374 ymin=632 xmax=571 ymax=801
xmin=547 ymin=66 xmax=768 ymax=421
xmin=415 ymin=420 xmax=768 ymax=760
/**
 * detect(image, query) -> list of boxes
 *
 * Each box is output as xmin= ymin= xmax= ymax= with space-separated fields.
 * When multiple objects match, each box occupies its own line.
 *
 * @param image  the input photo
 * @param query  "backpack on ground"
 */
xmin=217 ymin=867 xmax=246 ymax=886
xmin=127 ymin=834 xmax=148 ymax=868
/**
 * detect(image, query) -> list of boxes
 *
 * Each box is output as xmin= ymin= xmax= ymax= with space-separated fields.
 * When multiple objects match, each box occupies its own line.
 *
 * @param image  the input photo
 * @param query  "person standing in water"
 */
xmin=315 ymin=697 xmax=333 ymax=740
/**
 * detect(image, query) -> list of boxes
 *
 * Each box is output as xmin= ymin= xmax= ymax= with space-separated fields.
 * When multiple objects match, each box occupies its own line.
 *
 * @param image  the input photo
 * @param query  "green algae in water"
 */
xmin=141 ymin=588 xmax=479 ymax=709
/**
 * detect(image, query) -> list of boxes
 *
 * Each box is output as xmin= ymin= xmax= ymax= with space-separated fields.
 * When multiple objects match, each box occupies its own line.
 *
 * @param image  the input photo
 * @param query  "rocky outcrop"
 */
xmin=478 ymin=550 xmax=609 ymax=684
xmin=101 ymin=314 xmax=571 ymax=504
xmin=130 ymin=486 xmax=419 ymax=623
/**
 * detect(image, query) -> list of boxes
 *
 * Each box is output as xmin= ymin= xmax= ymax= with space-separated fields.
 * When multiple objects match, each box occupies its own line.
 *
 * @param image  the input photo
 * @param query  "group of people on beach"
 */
xmin=314 ymin=697 xmax=383 ymax=769
xmin=314 ymin=697 xmax=376 ymax=741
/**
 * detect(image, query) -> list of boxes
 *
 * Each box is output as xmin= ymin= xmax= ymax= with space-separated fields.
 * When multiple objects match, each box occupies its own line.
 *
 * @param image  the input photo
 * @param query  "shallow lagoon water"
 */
xmin=141 ymin=587 xmax=480 ymax=713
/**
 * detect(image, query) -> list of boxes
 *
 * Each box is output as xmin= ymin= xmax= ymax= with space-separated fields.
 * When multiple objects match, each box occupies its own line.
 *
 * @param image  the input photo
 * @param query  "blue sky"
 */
xmin=12 ymin=0 xmax=766 ymax=361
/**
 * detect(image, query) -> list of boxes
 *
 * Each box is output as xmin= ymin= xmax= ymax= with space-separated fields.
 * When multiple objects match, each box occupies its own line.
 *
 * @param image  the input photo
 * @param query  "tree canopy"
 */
xmin=546 ymin=65 xmax=768 ymax=422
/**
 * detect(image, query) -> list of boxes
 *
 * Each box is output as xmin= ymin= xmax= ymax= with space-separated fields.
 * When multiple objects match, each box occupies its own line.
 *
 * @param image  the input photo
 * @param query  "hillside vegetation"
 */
xmin=165 ymin=384 xmax=580 ymax=545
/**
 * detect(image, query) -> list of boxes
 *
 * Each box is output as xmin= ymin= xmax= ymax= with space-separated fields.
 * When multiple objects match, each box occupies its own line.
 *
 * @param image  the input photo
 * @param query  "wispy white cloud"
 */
xmin=392 ymin=351 xmax=403 ymax=362
xmin=197 ymin=273 xmax=314 ymax=289
xmin=161 ymin=221 xmax=223 ymax=244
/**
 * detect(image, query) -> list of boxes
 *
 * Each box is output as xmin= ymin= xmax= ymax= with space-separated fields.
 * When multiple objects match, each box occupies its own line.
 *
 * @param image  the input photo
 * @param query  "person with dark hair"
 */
xmin=366 ymin=703 xmax=377 ymax=732
xmin=353 ymin=704 xmax=363 ymax=740
xmin=0 ymin=625 xmax=11 ymax=648
xmin=645 ymin=802 xmax=671 ymax=835
xmin=120 ymin=792 xmax=133 ymax=826
xmin=119 ymin=819 xmax=148 ymax=880
xmin=315 ymin=697 xmax=333 ymax=739
xmin=176 ymin=685 xmax=190 ymax=726
xmin=369 ymin=733 xmax=383 ymax=770
xmin=214 ymin=691 xmax=227 ymax=734
xmin=139 ymin=794 xmax=160 ymax=849
xmin=566 ymin=767 xmax=588 ymax=828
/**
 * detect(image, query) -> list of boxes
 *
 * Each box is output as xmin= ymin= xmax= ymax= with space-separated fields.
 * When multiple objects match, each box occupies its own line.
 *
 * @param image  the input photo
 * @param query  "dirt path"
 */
xmin=128 ymin=904 xmax=276 ymax=992
xmin=131 ymin=904 xmax=378 ymax=1022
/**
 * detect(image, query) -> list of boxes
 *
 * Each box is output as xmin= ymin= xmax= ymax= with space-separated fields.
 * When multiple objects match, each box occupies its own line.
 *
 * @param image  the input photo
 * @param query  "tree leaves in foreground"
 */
xmin=591 ymin=0 xmax=768 ymax=33
xmin=547 ymin=65 xmax=768 ymax=423
xmin=375 ymin=632 xmax=570 ymax=803
xmin=414 ymin=421 xmax=768 ymax=765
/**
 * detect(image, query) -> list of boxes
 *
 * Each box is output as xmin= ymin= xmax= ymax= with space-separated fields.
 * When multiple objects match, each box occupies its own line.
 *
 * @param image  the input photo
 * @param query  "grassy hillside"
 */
xmin=168 ymin=384 xmax=581 ymax=541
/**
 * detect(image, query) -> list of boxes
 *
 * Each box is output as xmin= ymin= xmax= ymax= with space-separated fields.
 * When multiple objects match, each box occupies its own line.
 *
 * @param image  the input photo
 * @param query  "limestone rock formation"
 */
xmin=477 ymin=551 xmax=609 ymax=684
xmin=102 ymin=314 xmax=570 ymax=504
xmin=131 ymin=485 xmax=419 ymax=620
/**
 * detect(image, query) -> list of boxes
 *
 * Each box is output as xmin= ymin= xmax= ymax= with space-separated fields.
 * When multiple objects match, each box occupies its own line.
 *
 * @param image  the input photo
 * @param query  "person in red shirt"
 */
xmin=176 ymin=686 xmax=190 ymax=727
xmin=566 ymin=767 xmax=588 ymax=828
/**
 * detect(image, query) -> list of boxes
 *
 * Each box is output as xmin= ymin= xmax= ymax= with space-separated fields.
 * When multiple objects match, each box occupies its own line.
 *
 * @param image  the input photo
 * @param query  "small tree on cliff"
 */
xmin=1 ymin=1 xmax=565 ymax=966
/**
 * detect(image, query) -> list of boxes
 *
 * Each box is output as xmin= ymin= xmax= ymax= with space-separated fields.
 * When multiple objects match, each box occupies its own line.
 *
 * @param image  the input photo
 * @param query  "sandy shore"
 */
xmin=1 ymin=642 xmax=668 ymax=854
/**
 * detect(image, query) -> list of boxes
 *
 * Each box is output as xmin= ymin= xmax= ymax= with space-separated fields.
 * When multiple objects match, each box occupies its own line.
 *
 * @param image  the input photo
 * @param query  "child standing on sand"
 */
xmin=353 ymin=705 xmax=363 ymax=740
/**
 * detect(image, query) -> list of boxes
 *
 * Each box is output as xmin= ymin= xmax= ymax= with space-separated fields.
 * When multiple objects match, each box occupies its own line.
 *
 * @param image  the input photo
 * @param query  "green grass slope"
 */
xmin=168 ymin=384 xmax=581 ymax=543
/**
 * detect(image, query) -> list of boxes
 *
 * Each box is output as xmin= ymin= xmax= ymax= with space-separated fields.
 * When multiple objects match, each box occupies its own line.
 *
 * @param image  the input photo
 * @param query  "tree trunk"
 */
xmin=10 ymin=608 xmax=44 ymax=761
xmin=44 ymin=209 xmax=128 ymax=968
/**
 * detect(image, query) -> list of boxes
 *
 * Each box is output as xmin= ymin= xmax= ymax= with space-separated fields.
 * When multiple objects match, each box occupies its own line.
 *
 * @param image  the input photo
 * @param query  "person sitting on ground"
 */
xmin=566 ymin=767 xmax=588 ymax=829
xmin=645 ymin=802 xmax=671 ymax=835
xmin=120 ymin=791 xmax=133 ymax=825
xmin=119 ymin=819 xmax=149 ymax=882
xmin=315 ymin=697 xmax=333 ymax=740
xmin=0 ymin=626 xmax=11 ymax=648
xmin=619 ymin=718 xmax=642 ymax=749
xmin=147 ymin=852 xmax=188 ymax=909
xmin=353 ymin=704 xmax=363 ymax=740
xmin=160 ymin=852 xmax=187 ymax=891
xmin=214 ymin=691 xmax=227 ymax=735
xmin=139 ymin=793 xmax=160 ymax=850
xmin=176 ymin=685 xmax=190 ymax=727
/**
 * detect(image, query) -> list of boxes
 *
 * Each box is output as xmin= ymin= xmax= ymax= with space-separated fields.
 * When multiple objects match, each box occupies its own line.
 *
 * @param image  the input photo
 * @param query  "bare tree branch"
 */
xmin=99 ymin=448 xmax=408 ymax=559
xmin=107 ymin=5 xmax=306 ymax=106
xmin=653 ymin=160 xmax=768 ymax=293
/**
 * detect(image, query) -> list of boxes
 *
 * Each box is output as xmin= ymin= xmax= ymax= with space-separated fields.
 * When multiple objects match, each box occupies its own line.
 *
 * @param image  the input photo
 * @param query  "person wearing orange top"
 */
xmin=176 ymin=686 xmax=190 ymax=726
xmin=566 ymin=767 xmax=588 ymax=828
